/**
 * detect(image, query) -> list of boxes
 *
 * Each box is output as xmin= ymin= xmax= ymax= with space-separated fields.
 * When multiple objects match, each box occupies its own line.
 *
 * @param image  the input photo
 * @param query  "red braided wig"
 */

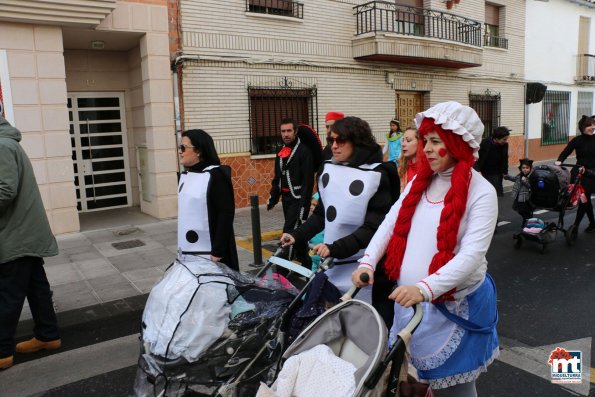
xmin=384 ymin=118 xmax=475 ymax=287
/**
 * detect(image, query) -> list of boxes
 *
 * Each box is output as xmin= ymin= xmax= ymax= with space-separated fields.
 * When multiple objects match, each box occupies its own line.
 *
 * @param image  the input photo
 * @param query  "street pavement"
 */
xmin=1 ymin=164 xmax=594 ymax=396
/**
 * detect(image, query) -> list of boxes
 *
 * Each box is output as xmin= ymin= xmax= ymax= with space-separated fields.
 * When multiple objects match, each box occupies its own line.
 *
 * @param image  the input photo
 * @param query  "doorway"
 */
xmin=68 ymin=92 xmax=132 ymax=212
xmin=395 ymin=92 xmax=424 ymax=128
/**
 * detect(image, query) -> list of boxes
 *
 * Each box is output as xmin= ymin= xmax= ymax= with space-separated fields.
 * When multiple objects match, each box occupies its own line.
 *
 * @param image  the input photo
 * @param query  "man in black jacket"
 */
xmin=267 ymin=118 xmax=314 ymax=267
xmin=475 ymin=126 xmax=511 ymax=196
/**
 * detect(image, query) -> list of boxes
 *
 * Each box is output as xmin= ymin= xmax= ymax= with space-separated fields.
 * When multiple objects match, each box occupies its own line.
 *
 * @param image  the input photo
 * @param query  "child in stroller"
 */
xmin=505 ymin=158 xmax=534 ymax=227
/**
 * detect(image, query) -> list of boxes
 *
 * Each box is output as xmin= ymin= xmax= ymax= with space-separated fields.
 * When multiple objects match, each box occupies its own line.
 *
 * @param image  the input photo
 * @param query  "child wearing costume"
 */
xmin=383 ymin=119 xmax=404 ymax=165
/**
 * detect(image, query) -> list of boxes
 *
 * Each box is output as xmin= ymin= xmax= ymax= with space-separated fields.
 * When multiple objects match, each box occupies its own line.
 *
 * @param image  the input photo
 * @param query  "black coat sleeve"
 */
xmin=268 ymin=157 xmax=281 ymax=207
xmin=557 ymin=138 xmax=577 ymax=163
xmin=299 ymin=147 xmax=315 ymax=220
xmin=502 ymin=143 xmax=509 ymax=175
xmin=326 ymin=167 xmax=393 ymax=259
xmin=208 ymin=168 xmax=236 ymax=260
xmin=474 ymin=138 xmax=489 ymax=172
xmin=289 ymin=198 xmax=325 ymax=247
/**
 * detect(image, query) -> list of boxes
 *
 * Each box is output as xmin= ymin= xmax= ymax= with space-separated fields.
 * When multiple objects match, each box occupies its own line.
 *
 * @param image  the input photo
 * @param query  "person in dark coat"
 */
xmin=267 ymin=118 xmax=315 ymax=267
xmin=555 ymin=115 xmax=595 ymax=233
xmin=475 ymin=126 xmax=511 ymax=196
xmin=280 ymin=116 xmax=397 ymax=327
xmin=178 ymin=129 xmax=238 ymax=270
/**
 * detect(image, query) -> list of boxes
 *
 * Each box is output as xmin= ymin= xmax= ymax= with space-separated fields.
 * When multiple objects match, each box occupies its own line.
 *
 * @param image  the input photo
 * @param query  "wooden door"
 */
xmin=395 ymin=92 xmax=423 ymax=129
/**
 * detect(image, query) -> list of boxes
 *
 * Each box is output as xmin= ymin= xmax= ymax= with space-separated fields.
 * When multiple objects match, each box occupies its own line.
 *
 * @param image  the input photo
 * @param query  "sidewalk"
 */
xmin=17 ymin=205 xmax=285 ymax=324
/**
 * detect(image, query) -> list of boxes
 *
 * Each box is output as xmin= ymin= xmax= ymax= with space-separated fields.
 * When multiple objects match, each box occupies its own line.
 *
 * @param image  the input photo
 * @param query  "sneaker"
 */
xmin=585 ymin=224 xmax=595 ymax=233
xmin=0 ymin=355 xmax=13 ymax=370
xmin=15 ymin=337 xmax=61 ymax=354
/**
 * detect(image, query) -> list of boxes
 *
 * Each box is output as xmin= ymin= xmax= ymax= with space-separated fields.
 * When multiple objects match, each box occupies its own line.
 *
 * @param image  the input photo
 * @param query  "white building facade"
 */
xmin=0 ymin=0 xmax=179 ymax=234
xmin=176 ymin=0 xmax=527 ymax=208
xmin=525 ymin=0 xmax=595 ymax=161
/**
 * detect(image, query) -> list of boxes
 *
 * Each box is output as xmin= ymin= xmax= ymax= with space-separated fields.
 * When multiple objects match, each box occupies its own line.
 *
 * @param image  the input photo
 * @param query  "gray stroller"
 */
xmin=259 ymin=294 xmax=423 ymax=397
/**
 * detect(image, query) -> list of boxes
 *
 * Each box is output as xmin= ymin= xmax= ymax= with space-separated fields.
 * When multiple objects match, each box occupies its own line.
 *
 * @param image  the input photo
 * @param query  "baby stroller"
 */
xmin=133 ymin=248 xmax=338 ymax=397
xmin=513 ymin=164 xmax=594 ymax=252
xmin=257 ymin=275 xmax=424 ymax=397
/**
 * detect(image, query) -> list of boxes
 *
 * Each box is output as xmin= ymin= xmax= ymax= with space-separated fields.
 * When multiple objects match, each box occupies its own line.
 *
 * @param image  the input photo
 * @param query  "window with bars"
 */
xmin=541 ymin=91 xmax=570 ymax=145
xmin=248 ymin=84 xmax=317 ymax=155
xmin=576 ymin=91 xmax=593 ymax=134
xmin=469 ymin=91 xmax=500 ymax=139
xmin=246 ymin=0 xmax=303 ymax=19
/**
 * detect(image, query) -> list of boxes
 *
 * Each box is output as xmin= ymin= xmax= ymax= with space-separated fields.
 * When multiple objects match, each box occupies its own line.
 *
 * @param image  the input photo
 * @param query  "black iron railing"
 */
xmin=246 ymin=0 xmax=303 ymax=19
xmin=470 ymin=90 xmax=501 ymax=139
xmin=483 ymin=24 xmax=508 ymax=49
xmin=541 ymin=90 xmax=570 ymax=146
xmin=576 ymin=54 xmax=595 ymax=82
xmin=354 ymin=1 xmax=482 ymax=47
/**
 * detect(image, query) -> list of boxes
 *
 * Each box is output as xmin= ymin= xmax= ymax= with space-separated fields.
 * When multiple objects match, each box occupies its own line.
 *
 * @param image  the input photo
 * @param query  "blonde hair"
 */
xmin=397 ymin=127 xmax=419 ymax=192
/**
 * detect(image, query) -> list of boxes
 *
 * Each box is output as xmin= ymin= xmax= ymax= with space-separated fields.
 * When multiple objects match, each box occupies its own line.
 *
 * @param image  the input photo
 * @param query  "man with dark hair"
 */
xmin=0 ymin=116 xmax=61 ymax=370
xmin=267 ymin=118 xmax=314 ymax=267
xmin=475 ymin=126 xmax=511 ymax=196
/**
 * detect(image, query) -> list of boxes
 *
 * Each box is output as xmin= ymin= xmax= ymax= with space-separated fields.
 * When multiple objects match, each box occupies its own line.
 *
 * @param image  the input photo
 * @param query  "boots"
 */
xmin=16 ymin=337 xmax=61 ymax=354
xmin=0 ymin=355 xmax=13 ymax=370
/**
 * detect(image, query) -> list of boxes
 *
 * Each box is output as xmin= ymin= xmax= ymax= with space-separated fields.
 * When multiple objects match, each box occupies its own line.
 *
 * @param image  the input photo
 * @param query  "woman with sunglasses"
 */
xmin=280 ymin=116 xmax=395 ymax=314
xmin=177 ymin=129 xmax=239 ymax=270
xmin=352 ymin=102 xmax=499 ymax=396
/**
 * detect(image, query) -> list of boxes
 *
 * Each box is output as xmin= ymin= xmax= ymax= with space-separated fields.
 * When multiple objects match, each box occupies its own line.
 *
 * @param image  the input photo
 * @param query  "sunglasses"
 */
xmin=178 ymin=144 xmax=195 ymax=153
xmin=327 ymin=136 xmax=348 ymax=146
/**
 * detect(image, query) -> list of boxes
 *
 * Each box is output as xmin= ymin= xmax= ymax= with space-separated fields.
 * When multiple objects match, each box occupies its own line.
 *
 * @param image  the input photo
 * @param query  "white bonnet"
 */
xmin=414 ymin=101 xmax=484 ymax=159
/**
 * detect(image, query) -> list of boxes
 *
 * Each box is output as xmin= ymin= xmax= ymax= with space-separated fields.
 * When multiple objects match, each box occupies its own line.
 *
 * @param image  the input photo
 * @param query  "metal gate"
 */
xmin=68 ymin=93 xmax=132 ymax=212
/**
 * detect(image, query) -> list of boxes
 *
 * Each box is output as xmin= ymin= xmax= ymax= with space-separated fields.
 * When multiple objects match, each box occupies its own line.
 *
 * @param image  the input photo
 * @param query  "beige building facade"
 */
xmin=176 ymin=0 xmax=527 ymax=208
xmin=0 ymin=0 xmax=179 ymax=234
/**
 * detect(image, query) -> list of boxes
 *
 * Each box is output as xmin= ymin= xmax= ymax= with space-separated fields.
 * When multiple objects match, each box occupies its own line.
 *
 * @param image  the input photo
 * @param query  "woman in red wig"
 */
xmin=352 ymin=102 xmax=499 ymax=396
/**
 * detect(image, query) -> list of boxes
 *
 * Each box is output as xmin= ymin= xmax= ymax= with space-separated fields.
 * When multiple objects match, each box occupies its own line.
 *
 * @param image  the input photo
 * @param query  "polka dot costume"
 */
xmin=318 ymin=163 xmax=381 ymax=302
xmin=177 ymin=170 xmax=214 ymax=254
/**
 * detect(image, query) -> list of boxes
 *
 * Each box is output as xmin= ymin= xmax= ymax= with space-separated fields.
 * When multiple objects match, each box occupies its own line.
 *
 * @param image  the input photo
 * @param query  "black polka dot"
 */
xmin=326 ymin=206 xmax=337 ymax=222
xmin=186 ymin=230 xmax=199 ymax=243
xmin=349 ymin=180 xmax=365 ymax=196
xmin=321 ymin=173 xmax=330 ymax=188
xmin=178 ymin=182 xmax=185 ymax=193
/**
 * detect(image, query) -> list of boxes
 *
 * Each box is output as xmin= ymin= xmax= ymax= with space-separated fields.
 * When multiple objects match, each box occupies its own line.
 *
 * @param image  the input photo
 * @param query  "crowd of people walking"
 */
xmin=3 ymin=99 xmax=594 ymax=396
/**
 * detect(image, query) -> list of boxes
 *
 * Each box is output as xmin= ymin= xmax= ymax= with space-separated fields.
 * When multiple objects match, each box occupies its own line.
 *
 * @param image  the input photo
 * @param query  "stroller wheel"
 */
xmin=565 ymin=225 xmax=578 ymax=246
xmin=513 ymin=235 xmax=522 ymax=249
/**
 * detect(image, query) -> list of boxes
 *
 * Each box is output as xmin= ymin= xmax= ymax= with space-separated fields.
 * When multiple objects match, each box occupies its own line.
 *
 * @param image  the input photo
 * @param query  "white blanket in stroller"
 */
xmin=257 ymin=344 xmax=357 ymax=397
xmin=142 ymin=257 xmax=232 ymax=362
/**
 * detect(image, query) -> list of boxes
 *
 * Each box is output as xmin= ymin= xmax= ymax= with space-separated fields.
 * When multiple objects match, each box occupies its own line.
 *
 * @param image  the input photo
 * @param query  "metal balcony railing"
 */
xmin=484 ymin=34 xmax=508 ymax=49
xmin=354 ymin=1 xmax=482 ymax=47
xmin=246 ymin=0 xmax=303 ymax=19
xmin=576 ymin=54 xmax=595 ymax=82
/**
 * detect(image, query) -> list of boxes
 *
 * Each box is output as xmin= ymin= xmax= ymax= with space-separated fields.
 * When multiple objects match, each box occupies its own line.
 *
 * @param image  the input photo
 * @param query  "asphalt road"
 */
xmin=3 ymin=192 xmax=593 ymax=397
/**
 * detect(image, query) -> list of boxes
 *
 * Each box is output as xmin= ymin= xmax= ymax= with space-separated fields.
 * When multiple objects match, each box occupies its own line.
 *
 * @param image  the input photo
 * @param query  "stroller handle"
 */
xmin=559 ymin=163 xmax=595 ymax=177
xmin=340 ymin=272 xmax=370 ymax=302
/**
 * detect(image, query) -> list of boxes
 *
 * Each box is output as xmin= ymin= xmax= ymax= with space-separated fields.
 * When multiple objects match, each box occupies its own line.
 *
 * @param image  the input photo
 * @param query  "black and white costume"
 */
xmin=290 ymin=146 xmax=395 ymax=305
xmin=178 ymin=162 xmax=238 ymax=270
xmin=268 ymin=138 xmax=315 ymax=265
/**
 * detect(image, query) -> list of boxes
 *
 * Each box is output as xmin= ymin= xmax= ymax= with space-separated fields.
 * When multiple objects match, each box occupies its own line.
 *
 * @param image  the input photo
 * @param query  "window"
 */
xmin=469 ymin=91 xmax=500 ymax=139
xmin=248 ymin=81 xmax=318 ymax=155
xmin=394 ymin=0 xmax=424 ymax=36
xmin=576 ymin=92 xmax=593 ymax=134
xmin=484 ymin=4 xmax=508 ymax=49
xmin=246 ymin=0 xmax=303 ymax=19
xmin=541 ymin=91 xmax=570 ymax=145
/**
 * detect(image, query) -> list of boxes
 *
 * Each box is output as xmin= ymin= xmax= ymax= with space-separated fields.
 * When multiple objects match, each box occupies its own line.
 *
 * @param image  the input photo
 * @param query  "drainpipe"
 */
xmin=524 ymin=83 xmax=529 ymax=158
xmin=172 ymin=62 xmax=183 ymax=173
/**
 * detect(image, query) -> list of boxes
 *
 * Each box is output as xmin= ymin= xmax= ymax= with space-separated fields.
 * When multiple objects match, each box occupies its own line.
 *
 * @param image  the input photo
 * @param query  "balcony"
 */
xmin=352 ymin=1 xmax=483 ymax=68
xmin=246 ymin=0 xmax=303 ymax=19
xmin=0 ymin=0 xmax=116 ymax=27
xmin=576 ymin=54 xmax=595 ymax=83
